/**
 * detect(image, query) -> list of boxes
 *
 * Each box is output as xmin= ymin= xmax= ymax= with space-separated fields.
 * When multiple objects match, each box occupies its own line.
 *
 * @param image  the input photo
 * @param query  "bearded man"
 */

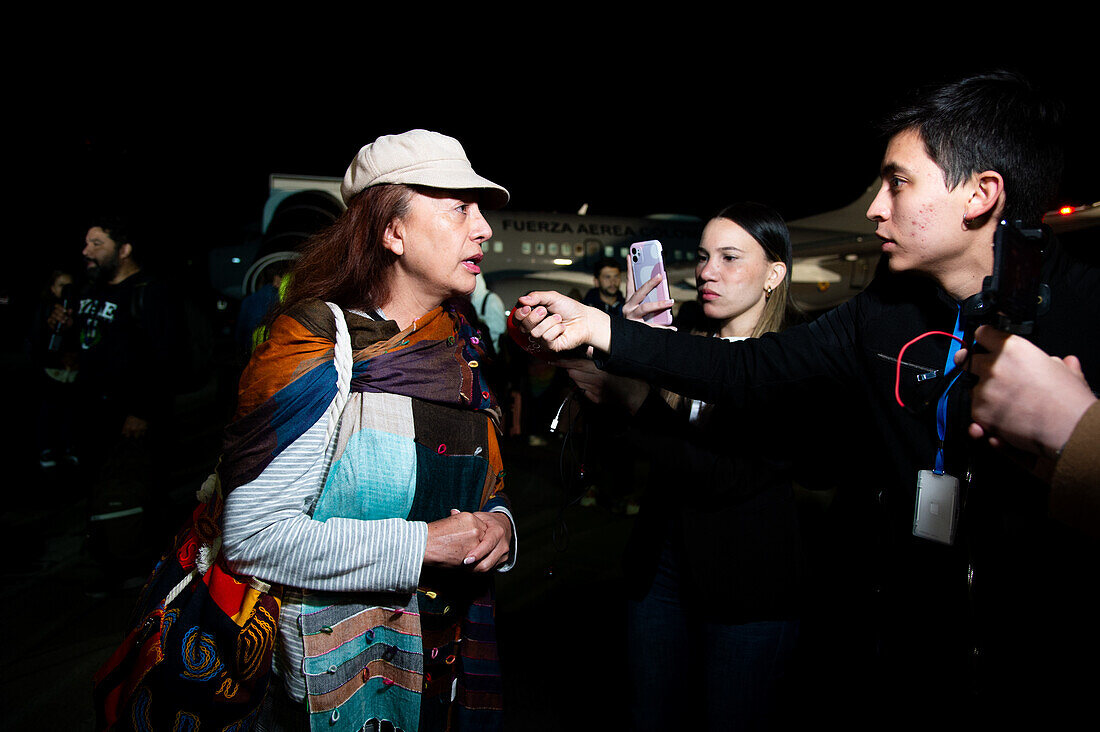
xmin=49 ymin=216 xmax=175 ymax=594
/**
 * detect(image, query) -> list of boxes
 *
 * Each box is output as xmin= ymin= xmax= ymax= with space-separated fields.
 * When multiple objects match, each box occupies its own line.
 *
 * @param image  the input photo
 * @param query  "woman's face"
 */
xmin=695 ymin=217 xmax=783 ymax=336
xmin=386 ymin=188 xmax=492 ymax=306
xmin=51 ymin=273 xmax=73 ymax=298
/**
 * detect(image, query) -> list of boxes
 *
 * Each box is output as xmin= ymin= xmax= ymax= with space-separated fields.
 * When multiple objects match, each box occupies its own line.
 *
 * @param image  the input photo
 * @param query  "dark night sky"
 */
xmin=12 ymin=41 xmax=1098 ymax=301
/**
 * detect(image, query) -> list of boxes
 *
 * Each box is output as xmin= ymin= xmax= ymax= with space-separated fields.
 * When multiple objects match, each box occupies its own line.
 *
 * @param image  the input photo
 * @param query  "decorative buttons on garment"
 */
xmin=447 ymin=336 xmax=456 ymax=346
xmin=328 ymin=664 xmax=338 ymax=674
xmin=470 ymin=336 xmax=480 ymax=345
xmin=437 ymin=443 xmax=447 ymax=454
xmin=468 ymin=360 xmax=479 ymax=368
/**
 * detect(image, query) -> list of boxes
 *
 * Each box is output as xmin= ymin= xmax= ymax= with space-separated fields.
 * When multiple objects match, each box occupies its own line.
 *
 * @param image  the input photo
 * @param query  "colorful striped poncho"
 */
xmin=220 ymin=298 xmax=509 ymax=732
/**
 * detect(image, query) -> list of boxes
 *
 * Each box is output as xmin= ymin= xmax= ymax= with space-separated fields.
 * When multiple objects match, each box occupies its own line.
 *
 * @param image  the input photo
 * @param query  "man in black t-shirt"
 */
xmin=49 ymin=216 xmax=175 ymax=592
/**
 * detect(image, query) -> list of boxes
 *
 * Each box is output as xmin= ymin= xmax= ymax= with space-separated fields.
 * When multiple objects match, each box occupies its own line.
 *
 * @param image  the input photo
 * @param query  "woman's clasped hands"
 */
xmin=424 ymin=509 xmax=512 ymax=572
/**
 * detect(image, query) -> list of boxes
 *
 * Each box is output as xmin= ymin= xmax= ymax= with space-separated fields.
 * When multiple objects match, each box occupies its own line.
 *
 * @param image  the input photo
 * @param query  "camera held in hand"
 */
xmin=962 ymin=219 xmax=1050 ymax=338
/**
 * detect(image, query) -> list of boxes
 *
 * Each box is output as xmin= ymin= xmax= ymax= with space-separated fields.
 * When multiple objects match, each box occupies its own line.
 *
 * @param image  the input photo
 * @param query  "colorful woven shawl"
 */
xmin=220 ymin=299 xmax=501 ymax=494
xmin=221 ymin=299 xmax=507 ymax=732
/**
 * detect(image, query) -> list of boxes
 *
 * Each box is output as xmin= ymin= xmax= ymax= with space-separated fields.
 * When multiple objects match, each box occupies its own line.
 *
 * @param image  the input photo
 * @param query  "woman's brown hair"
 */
xmin=277 ymin=184 xmax=414 ymax=315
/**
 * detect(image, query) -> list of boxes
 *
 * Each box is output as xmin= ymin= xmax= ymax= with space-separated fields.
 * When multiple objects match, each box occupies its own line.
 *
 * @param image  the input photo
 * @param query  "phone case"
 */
xmin=629 ymin=240 xmax=673 ymax=326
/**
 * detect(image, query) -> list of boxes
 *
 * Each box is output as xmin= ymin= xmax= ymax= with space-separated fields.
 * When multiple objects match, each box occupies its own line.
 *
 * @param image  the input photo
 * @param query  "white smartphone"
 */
xmin=628 ymin=240 xmax=674 ymax=326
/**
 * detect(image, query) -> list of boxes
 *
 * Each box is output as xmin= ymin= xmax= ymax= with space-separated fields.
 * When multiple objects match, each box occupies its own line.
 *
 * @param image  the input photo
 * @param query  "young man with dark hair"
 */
xmin=515 ymin=70 xmax=1098 ymax=726
xmin=582 ymin=256 xmax=625 ymax=316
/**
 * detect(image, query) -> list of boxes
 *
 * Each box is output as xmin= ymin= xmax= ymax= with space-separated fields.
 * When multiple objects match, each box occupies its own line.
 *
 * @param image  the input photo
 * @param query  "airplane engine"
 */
xmin=242 ymin=189 xmax=343 ymax=295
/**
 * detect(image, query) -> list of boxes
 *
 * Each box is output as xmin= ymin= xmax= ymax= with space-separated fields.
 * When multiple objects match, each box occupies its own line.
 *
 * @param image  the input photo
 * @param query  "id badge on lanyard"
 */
xmin=912 ymin=309 xmax=964 ymax=546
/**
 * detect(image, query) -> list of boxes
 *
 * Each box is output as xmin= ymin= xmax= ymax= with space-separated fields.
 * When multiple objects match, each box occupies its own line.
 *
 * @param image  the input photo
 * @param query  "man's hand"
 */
xmin=559 ymin=357 xmax=650 ymax=415
xmin=957 ymin=325 xmax=1096 ymax=460
xmin=514 ymin=291 xmax=612 ymax=354
xmin=47 ymin=303 xmax=72 ymax=331
xmin=121 ymin=415 xmax=149 ymax=439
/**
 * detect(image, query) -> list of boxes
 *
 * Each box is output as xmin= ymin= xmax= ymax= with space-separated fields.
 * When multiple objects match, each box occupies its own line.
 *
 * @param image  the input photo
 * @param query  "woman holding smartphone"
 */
xmin=561 ymin=202 xmax=801 ymax=731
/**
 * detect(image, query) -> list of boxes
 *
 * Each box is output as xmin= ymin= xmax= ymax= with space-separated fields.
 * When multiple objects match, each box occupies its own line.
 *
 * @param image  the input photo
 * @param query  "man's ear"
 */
xmin=382 ymin=219 xmax=404 ymax=256
xmin=118 ymin=242 xmax=134 ymax=261
xmin=965 ymin=170 xmax=1005 ymax=224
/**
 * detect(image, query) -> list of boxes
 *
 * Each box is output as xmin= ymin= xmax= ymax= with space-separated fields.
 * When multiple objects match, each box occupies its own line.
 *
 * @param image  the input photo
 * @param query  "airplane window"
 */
xmin=522 ymin=242 xmax=531 ymax=255
xmin=604 ymin=246 xmax=614 ymax=258
xmin=575 ymin=244 xmax=584 ymax=256
xmin=549 ymin=243 xmax=559 ymax=255
xmin=619 ymin=247 xmax=628 ymax=258
xmin=673 ymin=250 xmax=682 ymax=260
xmin=494 ymin=241 xmax=503 ymax=253
xmin=536 ymin=242 xmax=545 ymax=254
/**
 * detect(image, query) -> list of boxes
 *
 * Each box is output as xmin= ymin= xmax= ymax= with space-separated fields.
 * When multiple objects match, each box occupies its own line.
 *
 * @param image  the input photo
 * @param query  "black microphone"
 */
xmin=47 ymin=284 xmax=73 ymax=353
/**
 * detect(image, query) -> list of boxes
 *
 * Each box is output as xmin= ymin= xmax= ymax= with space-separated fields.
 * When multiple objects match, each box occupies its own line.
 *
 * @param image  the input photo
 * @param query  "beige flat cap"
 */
xmin=340 ymin=129 xmax=509 ymax=209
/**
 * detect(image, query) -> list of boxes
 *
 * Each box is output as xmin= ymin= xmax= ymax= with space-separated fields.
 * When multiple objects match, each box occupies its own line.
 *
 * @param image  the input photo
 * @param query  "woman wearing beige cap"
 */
xmin=218 ymin=130 xmax=515 ymax=731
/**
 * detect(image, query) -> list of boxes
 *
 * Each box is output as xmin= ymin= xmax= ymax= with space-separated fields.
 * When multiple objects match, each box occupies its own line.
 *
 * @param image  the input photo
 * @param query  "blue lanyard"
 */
xmin=934 ymin=307 xmax=965 ymax=475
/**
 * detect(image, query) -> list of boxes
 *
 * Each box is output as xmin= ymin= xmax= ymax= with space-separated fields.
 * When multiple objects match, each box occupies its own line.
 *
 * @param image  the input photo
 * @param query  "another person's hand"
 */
xmin=622 ymin=273 xmax=674 ymax=325
xmin=514 ymin=291 xmax=612 ymax=354
xmin=957 ymin=325 xmax=1097 ymax=460
xmin=424 ymin=510 xmax=487 ymax=568
xmin=559 ymin=357 xmax=650 ymax=415
xmin=464 ymin=511 xmax=513 ymax=572
xmin=47 ymin=302 xmax=72 ymax=331
xmin=121 ymin=415 xmax=149 ymax=439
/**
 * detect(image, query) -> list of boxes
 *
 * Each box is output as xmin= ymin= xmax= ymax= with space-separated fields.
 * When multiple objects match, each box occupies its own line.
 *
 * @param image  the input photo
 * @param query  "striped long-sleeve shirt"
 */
xmin=223 ymin=405 xmax=516 ymax=703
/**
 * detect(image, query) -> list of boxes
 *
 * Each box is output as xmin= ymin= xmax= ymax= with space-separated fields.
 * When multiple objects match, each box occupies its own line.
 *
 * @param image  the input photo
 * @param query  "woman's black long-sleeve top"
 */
xmin=621 ymin=379 xmax=806 ymax=625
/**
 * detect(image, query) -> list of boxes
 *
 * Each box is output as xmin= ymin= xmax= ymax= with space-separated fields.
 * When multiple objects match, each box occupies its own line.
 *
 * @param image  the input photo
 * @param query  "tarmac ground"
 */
xmin=1 ymin=344 xmax=852 ymax=731
xmin=0 ymin=363 xmax=651 ymax=731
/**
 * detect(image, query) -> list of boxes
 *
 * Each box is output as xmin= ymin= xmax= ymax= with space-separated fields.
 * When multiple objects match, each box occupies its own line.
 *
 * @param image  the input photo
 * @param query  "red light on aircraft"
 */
xmin=1058 ymin=206 xmax=1075 ymax=216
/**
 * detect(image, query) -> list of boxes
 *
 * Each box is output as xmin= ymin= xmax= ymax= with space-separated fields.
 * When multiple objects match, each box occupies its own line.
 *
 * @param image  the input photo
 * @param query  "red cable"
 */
xmin=895 ymin=331 xmax=966 ymax=407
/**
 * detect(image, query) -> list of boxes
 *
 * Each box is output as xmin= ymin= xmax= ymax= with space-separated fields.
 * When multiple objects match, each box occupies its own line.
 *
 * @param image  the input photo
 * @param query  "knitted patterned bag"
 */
xmin=93 ymin=302 xmax=354 ymax=730
xmin=91 ymin=472 xmax=280 ymax=731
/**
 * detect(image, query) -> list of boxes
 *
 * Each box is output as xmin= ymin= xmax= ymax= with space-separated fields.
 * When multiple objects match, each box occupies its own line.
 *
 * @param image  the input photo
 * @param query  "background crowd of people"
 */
xmin=0 ymin=68 xmax=1096 ymax=731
